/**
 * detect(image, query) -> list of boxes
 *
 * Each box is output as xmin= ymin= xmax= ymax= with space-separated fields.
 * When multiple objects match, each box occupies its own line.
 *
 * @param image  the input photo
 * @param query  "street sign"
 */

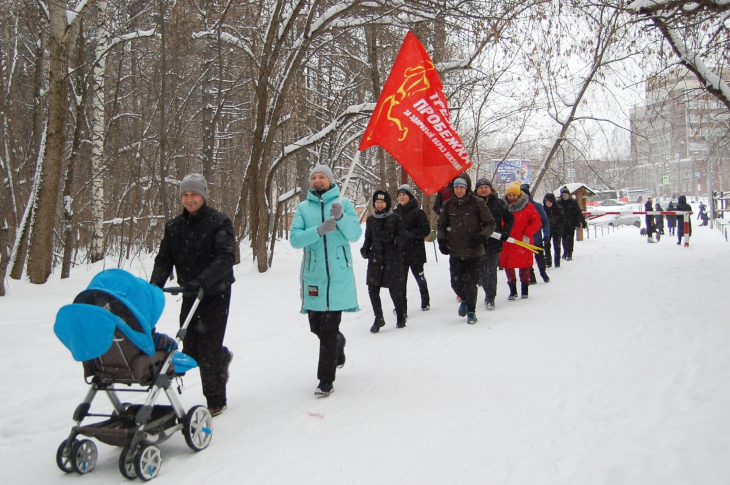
xmin=662 ymin=175 xmax=669 ymax=185
xmin=695 ymin=172 xmax=701 ymax=179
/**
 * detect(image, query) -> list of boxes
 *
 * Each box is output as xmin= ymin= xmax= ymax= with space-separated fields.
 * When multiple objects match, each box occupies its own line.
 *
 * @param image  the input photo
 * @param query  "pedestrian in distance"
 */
xmin=666 ymin=201 xmax=677 ymax=236
xmin=393 ymin=184 xmax=431 ymax=313
xmin=501 ymin=181 xmax=542 ymax=300
xmin=150 ymin=173 xmax=236 ymax=417
xmin=697 ymin=201 xmax=706 ymax=221
xmin=557 ymin=186 xmax=586 ymax=261
xmin=676 ymin=195 xmax=693 ymax=245
xmin=521 ymin=184 xmax=550 ymax=284
xmin=542 ymin=193 xmax=565 ymax=269
xmin=645 ymin=197 xmax=658 ymax=242
xmin=437 ymin=173 xmax=496 ymax=324
xmin=655 ymin=202 xmax=665 ymax=235
xmin=362 ymin=190 xmax=408 ymax=332
xmin=474 ymin=178 xmax=514 ymax=311
xmin=290 ymin=165 xmax=362 ymax=398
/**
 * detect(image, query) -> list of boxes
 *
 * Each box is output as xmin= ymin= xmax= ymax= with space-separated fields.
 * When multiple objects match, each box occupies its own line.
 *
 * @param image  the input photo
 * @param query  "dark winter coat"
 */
xmin=666 ymin=201 xmax=678 ymax=227
xmin=393 ymin=197 xmax=430 ymax=266
xmin=150 ymin=204 xmax=236 ymax=294
xmin=676 ymin=195 xmax=693 ymax=235
xmin=476 ymin=192 xmax=515 ymax=254
xmin=500 ymin=192 xmax=542 ymax=269
xmin=645 ymin=200 xmax=656 ymax=234
xmin=437 ymin=173 xmax=496 ymax=260
xmin=361 ymin=210 xmax=406 ymax=288
xmin=529 ymin=197 xmax=550 ymax=243
xmin=655 ymin=203 xmax=665 ymax=230
xmin=543 ymin=193 xmax=565 ymax=235
xmin=557 ymin=194 xmax=586 ymax=230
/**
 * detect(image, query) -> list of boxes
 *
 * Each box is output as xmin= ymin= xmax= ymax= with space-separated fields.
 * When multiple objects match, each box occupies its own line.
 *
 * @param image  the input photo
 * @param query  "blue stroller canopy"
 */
xmin=55 ymin=269 xmax=165 ymax=361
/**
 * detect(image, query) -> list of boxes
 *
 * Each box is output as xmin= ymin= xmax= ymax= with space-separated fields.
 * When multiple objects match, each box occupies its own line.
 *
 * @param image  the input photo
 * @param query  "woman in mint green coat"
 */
xmin=291 ymin=165 xmax=361 ymax=397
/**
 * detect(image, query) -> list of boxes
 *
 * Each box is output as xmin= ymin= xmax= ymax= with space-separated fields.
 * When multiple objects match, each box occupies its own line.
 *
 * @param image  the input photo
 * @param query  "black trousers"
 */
xmin=368 ymin=284 xmax=407 ymax=319
xmin=180 ymin=287 xmax=231 ymax=409
xmin=450 ymin=256 xmax=480 ymax=313
xmin=544 ymin=235 xmax=562 ymax=267
xmin=478 ymin=251 xmax=501 ymax=300
xmin=308 ymin=311 xmax=344 ymax=384
xmin=402 ymin=261 xmax=430 ymax=312
xmin=562 ymin=227 xmax=576 ymax=258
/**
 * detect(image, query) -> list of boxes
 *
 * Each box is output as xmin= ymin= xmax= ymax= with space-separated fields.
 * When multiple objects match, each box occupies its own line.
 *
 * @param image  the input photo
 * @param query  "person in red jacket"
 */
xmin=500 ymin=181 xmax=542 ymax=300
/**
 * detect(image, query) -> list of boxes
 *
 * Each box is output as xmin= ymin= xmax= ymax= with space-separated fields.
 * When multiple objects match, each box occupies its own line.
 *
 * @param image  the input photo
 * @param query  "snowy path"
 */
xmin=2 ymin=223 xmax=730 ymax=484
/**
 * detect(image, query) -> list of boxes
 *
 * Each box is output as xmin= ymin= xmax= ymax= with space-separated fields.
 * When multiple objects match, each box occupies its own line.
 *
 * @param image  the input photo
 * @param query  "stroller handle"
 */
xmin=162 ymin=287 xmax=205 ymax=299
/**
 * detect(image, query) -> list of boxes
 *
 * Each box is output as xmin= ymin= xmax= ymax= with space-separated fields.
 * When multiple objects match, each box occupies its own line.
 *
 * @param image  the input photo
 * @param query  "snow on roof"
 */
xmin=552 ymin=182 xmax=597 ymax=197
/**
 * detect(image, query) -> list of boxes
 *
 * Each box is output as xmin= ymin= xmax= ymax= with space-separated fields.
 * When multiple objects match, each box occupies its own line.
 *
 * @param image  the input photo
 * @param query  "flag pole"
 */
xmin=339 ymin=150 xmax=361 ymax=203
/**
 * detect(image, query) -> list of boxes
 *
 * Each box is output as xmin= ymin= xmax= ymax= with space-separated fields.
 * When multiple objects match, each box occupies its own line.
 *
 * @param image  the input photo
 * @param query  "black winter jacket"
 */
xmin=543 ymin=194 xmax=565 ymax=236
xmin=361 ymin=211 xmax=406 ymax=288
xmin=150 ymin=204 xmax=236 ymax=294
xmin=393 ymin=198 xmax=430 ymax=265
xmin=437 ymin=173 xmax=496 ymax=260
xmin=557 ymin=195 xmax=586 ymax=230
xmin=476 ymin=192 xmax=514 ymax=254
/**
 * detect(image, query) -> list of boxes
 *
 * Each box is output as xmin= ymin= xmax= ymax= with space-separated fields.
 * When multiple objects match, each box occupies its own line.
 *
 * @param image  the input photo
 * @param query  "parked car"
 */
xmin=599 ymin=199 xmax=627 ymax=207
xmin=588 ymin=213 xmax=641 ymax=228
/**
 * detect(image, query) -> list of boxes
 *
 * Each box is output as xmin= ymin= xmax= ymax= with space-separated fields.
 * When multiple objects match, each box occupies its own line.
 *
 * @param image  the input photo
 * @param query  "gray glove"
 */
xmin=330 ymin=202 xmax=343 ymax=220
xmin=317 ymin=218 xmax=337 ymax=236
xmin=522 ymin=236 xmax=530 ymax=244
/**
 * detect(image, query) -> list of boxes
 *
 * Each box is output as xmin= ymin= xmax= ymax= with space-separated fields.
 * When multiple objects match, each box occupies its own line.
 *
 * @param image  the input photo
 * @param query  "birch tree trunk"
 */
xmin=89 ymin=0 xmax=109 ymax=263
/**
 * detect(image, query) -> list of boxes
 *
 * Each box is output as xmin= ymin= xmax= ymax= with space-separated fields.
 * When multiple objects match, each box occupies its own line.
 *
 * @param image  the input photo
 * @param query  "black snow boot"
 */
xmin=529 ymin=267 xmax=537 ymax=285
xmin=540 ymin=270 xmax=550 ymax=283
xmin=521 ymin=282 xmax=529 ymax=299
xmin=507 ymin=282 xmax=518 ymax=301
xmin=315 ymin=381 xmax=334 ymax=397
xmin=370 ymin=317 xmax=386 ymax=333
xmin=396 ymin=315 xmax=407 ymax=328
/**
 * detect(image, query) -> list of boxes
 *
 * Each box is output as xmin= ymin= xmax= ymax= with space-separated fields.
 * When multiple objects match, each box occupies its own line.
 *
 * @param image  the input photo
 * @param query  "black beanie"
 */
xmin=475 ymin=178 xmax=494 ymax=191
xmin=372 ymin=190 xmax=392 ymax=212
xmin=520 ymin=183 xmax=531 ymax=197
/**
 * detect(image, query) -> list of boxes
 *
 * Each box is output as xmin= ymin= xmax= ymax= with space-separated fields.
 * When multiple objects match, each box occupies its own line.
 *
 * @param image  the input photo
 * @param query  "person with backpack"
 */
xmin=361 ymin=190 xmax=408 ymax=332
xmin=393 ymin=184 xmax=431 ymax=313
xmin=437 ymin=174 xmax=496 ymax=324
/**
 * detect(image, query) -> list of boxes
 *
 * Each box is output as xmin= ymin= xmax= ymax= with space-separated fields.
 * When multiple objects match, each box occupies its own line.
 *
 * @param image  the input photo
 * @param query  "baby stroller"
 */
xmin=53 ymin=269 xmax=213 ymax=480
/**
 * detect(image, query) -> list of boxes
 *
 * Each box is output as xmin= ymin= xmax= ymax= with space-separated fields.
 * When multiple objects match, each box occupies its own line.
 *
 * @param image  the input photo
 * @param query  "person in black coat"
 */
xmin=676 ymin=195 xmax=693 ymax=244
xmin=150 ymin=173 xmax=235 ymax=416
xmin=655 ymin=202 xmax=665 ymax=235
xmin=361 ymin=190 xmax=407 ymax=332
xmin=557 ymin=186 xmax=586 ymax=261
xmin=474 ymin=178 xmax=514 ymax=310
xmin=666 ymin=201 xmax=678 ymax=235
xmin=542 ymin=193 xmax=565 ymax=268
xmin=394 ymin=184 xmax=431 ymax=312
xmin=645 ymin=198 xmax=658 ymax=242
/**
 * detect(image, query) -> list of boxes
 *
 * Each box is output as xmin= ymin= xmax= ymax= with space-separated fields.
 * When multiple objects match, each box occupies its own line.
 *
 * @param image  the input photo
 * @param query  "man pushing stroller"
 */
xmin=150 ymin=173 xmax=236 ymax=417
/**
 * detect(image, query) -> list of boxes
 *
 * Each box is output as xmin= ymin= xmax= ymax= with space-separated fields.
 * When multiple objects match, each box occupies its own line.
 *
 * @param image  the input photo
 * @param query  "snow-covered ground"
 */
xmin=2 ymin=221 xmax=730 ymax=484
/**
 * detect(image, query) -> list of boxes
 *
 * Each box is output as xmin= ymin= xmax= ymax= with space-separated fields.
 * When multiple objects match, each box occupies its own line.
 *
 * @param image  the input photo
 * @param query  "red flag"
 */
xmin=358 ymin=31 xmax=471 ymax=195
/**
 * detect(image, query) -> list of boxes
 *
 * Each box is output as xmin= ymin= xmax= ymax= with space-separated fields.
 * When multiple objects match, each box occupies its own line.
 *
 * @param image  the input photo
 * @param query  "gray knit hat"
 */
xmin=310 ymin=164 xmax=335 ymax=185
xmin=397 ymin=184 xmax=414 ymax=199
xmin=179 ymin=173 xmax=209 ymax=202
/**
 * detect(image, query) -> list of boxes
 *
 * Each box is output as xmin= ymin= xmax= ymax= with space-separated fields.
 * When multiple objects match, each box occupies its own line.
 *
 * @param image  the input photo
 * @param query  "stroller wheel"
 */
xmin=56 ymin=439 xmax=78 ymax=473
xmin=71 ymin=439 xmax=98 ymax=474
xmin=118 ymin=444 xmax=137 ymax=480
xmin=134 ymin=444 xmax=162 ymax=481
xmin=183 ymin=405 xmax=213 ymax=452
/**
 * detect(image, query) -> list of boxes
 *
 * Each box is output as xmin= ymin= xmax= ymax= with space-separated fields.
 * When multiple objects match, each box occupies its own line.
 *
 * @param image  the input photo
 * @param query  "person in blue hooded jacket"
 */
xmin=291 ymin=165 xmax=362 ymax=398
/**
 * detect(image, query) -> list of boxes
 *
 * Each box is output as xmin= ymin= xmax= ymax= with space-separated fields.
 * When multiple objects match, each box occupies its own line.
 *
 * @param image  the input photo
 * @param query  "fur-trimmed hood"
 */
xmin=504 ymin=192 xmax=529 ymax=213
